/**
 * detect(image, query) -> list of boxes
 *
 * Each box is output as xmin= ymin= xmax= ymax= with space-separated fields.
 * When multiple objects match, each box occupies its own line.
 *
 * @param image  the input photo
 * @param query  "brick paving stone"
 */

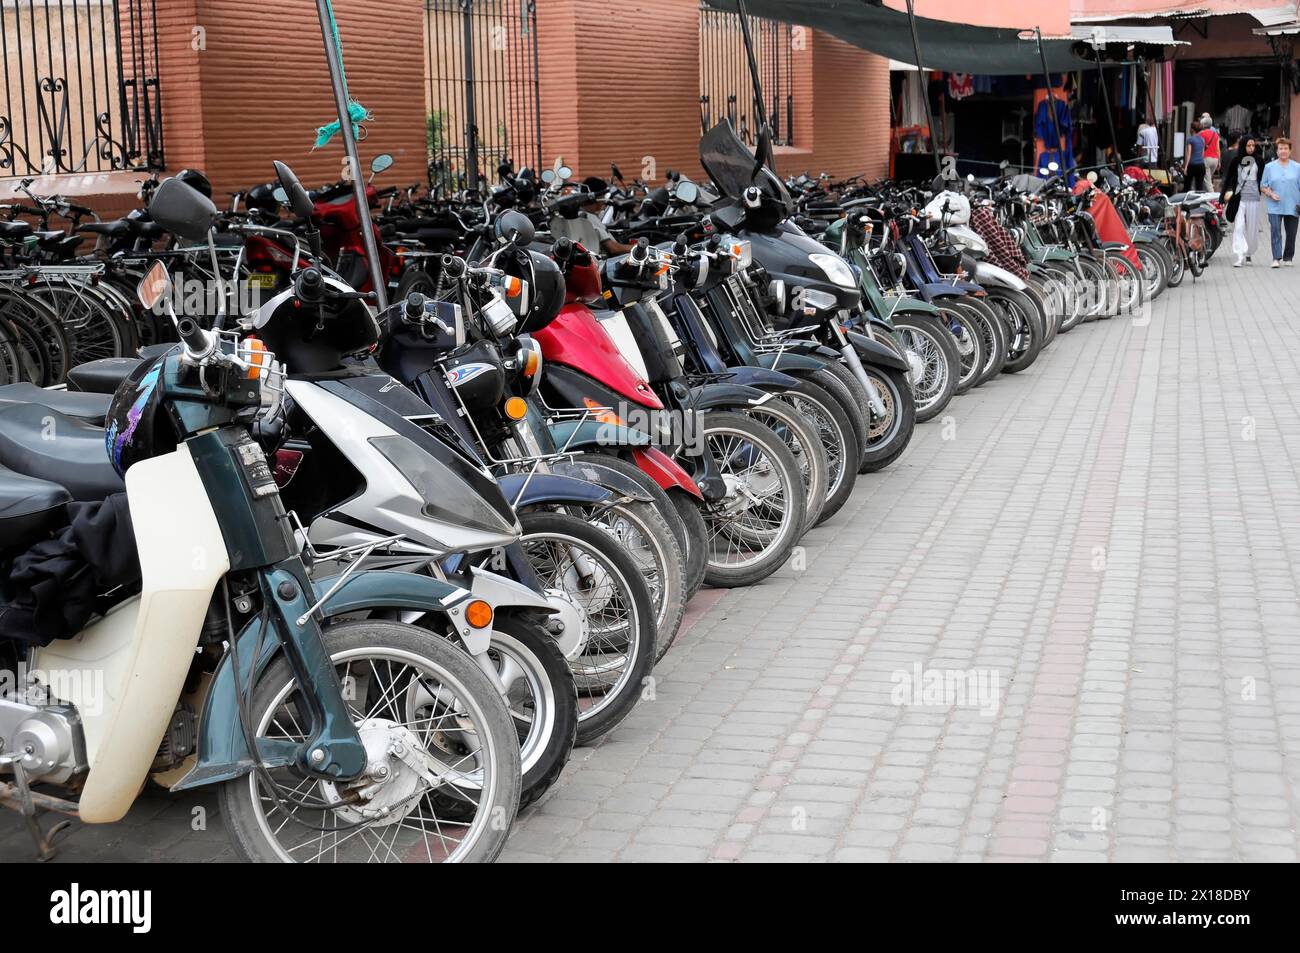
xmin=4 ymin=259 xmax=1300 ymax=863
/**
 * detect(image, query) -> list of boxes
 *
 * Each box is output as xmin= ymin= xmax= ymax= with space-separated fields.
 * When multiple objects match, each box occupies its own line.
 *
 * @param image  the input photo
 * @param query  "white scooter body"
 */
xmin=945 ymin=225 xmax=1029 ymax=292
xmin=22 ymin=445 xmax=230 ymax=822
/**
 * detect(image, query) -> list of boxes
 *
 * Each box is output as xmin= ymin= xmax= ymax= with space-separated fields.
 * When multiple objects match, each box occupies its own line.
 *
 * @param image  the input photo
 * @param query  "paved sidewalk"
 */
xmin=4 ymin=256 xmax=1298 ymax=862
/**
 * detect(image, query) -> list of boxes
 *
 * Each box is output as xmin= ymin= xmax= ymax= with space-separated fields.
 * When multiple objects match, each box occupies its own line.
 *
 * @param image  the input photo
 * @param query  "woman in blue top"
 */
xmin=1184 ymin=120 xmax=1207 ymax=191
xmin=1261 ymin=137 xmax=1300 ymax=266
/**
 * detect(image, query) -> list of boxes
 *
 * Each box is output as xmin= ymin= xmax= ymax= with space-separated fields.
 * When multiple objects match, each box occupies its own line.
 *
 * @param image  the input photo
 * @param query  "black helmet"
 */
xmin=509 ymin=249 xmax=565 ymax=334
xmin=175 ymin=168 xmax=213 ymax=200
xmin=245 ymin=182 xmax=280 ymax=214
xmin=104 ymin=350 xmax=180 ymax=478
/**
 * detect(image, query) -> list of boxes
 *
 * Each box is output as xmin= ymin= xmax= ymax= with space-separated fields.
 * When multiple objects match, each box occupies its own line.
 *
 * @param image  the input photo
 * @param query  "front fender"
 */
xmin=630 ymin=446 xmax=703 ymax=499
xmin=847 ymin=330 xmax=910 ymax=372
xmin=498 ymin=471 xmax=613 ymax=510
xmin=757 ymin=350 xmax=828 ymax=375
xmin=874 ymin=296 xmax=941 ymax=318
xmin=973 ymin=261 xmax=1028 ymax=291
xmin=722 ymin=365 xmax=801 ymax=392
xmin=548 ymin=418 xmax=652 ymax=452
xmin=687 ymin=381 xmax=772 ymax=411
xmin=548 ymin=457 xmax=653 ymax=503
xmin=173 ymin=570 xmax=473 ymax=792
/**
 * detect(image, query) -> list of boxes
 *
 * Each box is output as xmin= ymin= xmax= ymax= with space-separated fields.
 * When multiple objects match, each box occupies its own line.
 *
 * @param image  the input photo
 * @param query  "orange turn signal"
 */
xmin=243 ymin=337 xmax=269 ymax=380
xmin=522 ymin=347 xmax=541 ymax=378
xmin=465 ymin=599 xmax=494 ymax=629
xmin=504 ymin=396 xmax=528 ymax=420
xmin=503 ymin=275 xmax=523 ymax=298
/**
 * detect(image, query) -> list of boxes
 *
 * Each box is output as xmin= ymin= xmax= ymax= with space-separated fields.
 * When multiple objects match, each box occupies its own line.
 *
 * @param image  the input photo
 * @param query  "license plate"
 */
xmin=246 ymin=273 xmax=278 ymax=289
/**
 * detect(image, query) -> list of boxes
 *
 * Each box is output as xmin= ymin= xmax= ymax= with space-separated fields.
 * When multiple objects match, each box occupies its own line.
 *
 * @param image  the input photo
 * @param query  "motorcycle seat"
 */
xmin=0 ymin=383 xmax=112 ymax=425
xmin=0 ymin=464 xmax=70 ymax=552
xmin=79 ymin=219 xmax=131 ymax=237
xmin=0 ymin=403 xmax=122 ymax=501
xmin=66 ymin=356 xmax=144 ymax=394
xmin=0 ymin=220 xmax=34 ymax=240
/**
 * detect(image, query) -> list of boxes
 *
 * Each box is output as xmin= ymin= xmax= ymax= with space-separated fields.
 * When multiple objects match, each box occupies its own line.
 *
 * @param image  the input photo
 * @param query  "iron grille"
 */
xmin=0 ymin=0 xmax=163 ymax=178
xmin=698 ymin=3 xmax=795 ymax=147
xmin=425 ymin=0 xmax=542 ymax=193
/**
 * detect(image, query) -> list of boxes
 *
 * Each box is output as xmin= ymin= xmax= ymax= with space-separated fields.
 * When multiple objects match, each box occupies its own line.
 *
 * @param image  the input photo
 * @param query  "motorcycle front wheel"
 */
xmin=699 ymin=411 xmax=807 ymax=588
xmin=219 ymin=619 xmax=521 ymax=863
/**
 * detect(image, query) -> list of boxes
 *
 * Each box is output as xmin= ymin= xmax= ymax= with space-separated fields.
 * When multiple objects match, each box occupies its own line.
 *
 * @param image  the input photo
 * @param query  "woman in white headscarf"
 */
xmin=1219 ymin=136 xmax=1263 ymax=266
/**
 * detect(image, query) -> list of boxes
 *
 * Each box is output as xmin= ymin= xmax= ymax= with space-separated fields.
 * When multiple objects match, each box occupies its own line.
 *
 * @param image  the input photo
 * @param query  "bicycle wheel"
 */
xmin=29 ymin=276 xmax=134 ymax=365
xmin=0 ymin=285 xmax=71 ymax=384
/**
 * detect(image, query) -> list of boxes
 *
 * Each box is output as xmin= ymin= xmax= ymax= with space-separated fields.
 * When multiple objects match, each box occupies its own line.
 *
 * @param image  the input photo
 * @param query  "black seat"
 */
xmin=0 ymin=404 xmax=122 ymax=501
xmin=0 ymin=383 xmax=112 ymax=425
xmin=0 ymin=220 xmax=34 ymax=240
xmin=0 ymin=464 xmax=69 ymax=553
xmin=66 ymin=356 xmax=143 ymax=394
xmin=78 ymin=219 xmax=131 ymax=237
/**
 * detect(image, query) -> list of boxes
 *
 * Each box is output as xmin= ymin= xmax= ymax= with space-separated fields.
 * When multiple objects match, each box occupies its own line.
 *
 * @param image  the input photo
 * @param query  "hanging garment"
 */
xmin=899 ymin=71 xmax=927 ymax=127
xmin=1034 ymin=96 xmax=1073 ymax=150
xmin=948 ymin=73 xmax=974 ymax=100
xmin=969 ymin=206 xmax=1029 ymax=280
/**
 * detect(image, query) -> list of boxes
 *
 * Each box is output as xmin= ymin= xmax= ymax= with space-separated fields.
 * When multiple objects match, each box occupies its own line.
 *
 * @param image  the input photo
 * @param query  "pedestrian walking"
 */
xmin=1198 ymin=113 xmax=1221 ymax=188
xmin=1136 ymin=121 xmax=1158 ymax=167
xmin=1219 ymin=135 xmax=1264 ymax=266
xmin=1260 ymin=137 xmax=1300 ymax=266
xmin=1184 ymin=120 xmax=1208 ymax=191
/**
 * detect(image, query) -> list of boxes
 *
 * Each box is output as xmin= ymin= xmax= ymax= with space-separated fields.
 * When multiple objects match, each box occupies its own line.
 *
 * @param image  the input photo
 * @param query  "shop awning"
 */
xmin=703 ymin=1 xmax=1181 ymax=74
xmin=1071 ymin=2 xmax=1299 ymax=23
xmin=879 ymin=0 xmax=1070 ymax=35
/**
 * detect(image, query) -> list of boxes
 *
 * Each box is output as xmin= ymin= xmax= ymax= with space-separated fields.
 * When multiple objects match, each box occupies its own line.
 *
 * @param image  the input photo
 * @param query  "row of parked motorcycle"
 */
xmin=0 ymin=122 xmax=1216 ymax=862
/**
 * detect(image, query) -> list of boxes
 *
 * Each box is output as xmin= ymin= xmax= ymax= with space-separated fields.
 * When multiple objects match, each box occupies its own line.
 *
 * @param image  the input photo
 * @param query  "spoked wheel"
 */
xmin=30 ymin=278 xmax=133 ymax=363
xmin=940 ymin=304 xmax=986 ymax=394
xmin=574 ymin=497 xmax=686 ymax=663
xmin=857 ymin=364 xmax=915 ymax=473
xmin=0 ymin=287 xmax=71 ymax=384
xmin=1134 ymin=243 xmax=1169 ymax=301
xmin=987 ymin=288 xmax=1042 ymax=375
xmin=1106 ymin=254 xmax=1145 ymax=316
xmin=892 ymin=315 xmax=958 ymax=422
xmin=699 ymin=411 xmax=806 ymax=588
xmin=219 ymin=620 xmax=521 ymax=863
xmin=781 ymin=379 xmax=859 ymax=527
xmin=1043 ymin=265 xmax=1086 ymax=332
xmin=517 ymin=512 xmax=655 ymax=745
xmin=745 ymin=394 xmax=829 ymax=534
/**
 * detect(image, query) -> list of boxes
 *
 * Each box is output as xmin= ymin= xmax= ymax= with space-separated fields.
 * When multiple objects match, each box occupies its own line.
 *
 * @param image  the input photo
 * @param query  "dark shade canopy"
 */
xmin=704 ymin=0 xmax=1121 ymax=74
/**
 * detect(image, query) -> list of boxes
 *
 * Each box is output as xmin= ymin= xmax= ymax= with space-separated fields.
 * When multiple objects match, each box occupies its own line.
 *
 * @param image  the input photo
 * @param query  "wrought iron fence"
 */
xmin=425 ymin=0 xmax=542 ymax=193
xmin=0 ymin=0 xmax=163 ymax=178
xmin=699 ymin=3 xmax=796 ymax=146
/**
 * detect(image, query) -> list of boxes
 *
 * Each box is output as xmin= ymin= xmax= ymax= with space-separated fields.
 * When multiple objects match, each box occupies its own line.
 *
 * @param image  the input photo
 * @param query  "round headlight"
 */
xmin=809 ymin=253 xmax=857 ymax=289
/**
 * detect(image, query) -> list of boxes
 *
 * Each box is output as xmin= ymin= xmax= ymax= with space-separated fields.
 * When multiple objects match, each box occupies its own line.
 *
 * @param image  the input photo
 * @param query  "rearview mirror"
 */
xmin=676 ymin=180 xmax=700 ymax=205
xmin=1086 ymin=170 xmax=1099 ymax=184
xmin=136 ymin=260 xmax=172 ymax=311
xmin=1048 ymin=161 xmax=1060 ymax=172
xmin=541 ymin=169 xmax=556 ymax=184
xmin=557 ymin=166 xmax=573 ymax=180
xmin=273 ymin=160 xmax=315 ymax=219
xmin=148 ymin=176 xmax=218 ymax=242
xmin=494 ymin=210 xmax=535 ymax=246
xmin=999 ymin=159 xmax=1010 ymax=170
xmin=371 ymin=153 xmax=394 ymax=175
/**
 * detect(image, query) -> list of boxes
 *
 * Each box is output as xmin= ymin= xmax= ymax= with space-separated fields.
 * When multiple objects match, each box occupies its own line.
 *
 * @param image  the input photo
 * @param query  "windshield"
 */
xmin=699 ymin=121 xmax=793 ymax=215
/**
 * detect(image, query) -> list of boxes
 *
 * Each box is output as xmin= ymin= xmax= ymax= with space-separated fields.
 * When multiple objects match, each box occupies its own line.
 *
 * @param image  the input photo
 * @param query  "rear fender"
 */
xmin=721 ymin=365 xmax=801 ymax=392
xmin=548 ymin=457 xmax=653 ymax=503
xmin=547 ymin=418 xmax=652 ymax=453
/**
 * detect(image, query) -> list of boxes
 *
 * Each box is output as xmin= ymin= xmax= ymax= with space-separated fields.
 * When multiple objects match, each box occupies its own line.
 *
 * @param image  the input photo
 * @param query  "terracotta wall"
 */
xmin=533 ymin=0 xmax=890 ymax=183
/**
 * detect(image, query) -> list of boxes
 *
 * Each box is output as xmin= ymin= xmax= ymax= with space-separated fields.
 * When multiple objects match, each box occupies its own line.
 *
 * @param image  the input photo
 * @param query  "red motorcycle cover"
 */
xmin=1072 ymin=182 xmax=1141 ymax=269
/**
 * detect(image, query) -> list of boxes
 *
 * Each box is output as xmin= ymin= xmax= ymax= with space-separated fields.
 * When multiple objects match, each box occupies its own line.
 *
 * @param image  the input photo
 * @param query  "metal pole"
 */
xmin=903 ymin=0 xmax=941 ymax=175
xmin=461 ymin=0 xmax=480 ymax=190
xmin=315 ymin=0 xmax=387 ymax=310
xmin=734 ymin=0 xmax=769 ymax=131
xmin=1093 ymin=44 xmax=1124 ymax=171
xmin=1034 ymin=27 xmax=1067 ymax=174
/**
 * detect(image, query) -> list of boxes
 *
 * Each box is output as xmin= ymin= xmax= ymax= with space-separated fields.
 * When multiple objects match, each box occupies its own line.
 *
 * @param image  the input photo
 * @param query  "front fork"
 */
xmin=250 ymin=561 xmax=369 ymax=783
xmin=829 ymin=323 xmax=886 ymax=417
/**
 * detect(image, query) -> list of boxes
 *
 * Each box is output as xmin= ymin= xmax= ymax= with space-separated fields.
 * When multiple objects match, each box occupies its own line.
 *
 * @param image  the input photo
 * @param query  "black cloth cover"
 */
xmin=0 ymin=493 xmax=140 ymax=646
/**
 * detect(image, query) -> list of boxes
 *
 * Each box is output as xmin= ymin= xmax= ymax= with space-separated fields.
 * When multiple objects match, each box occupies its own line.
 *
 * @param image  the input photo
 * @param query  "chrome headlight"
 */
xmin=809 ymin=252 xmax=857 ymax=289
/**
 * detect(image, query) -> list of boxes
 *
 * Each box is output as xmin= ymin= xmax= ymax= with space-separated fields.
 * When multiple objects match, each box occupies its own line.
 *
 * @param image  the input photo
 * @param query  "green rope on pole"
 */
xmin=313 ymin=0 xmax=371 ymax=149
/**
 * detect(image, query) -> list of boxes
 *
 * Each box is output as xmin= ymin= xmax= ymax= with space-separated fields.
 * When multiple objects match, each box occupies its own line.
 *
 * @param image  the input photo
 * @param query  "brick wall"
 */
xmin=5 ymin=0 xmax=890 ymax=216
xmin=533 ymin=0 xmax=890 ymax=185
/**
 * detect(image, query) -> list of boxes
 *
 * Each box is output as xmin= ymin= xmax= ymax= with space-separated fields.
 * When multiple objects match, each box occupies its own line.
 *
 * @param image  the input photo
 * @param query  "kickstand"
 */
xmin=7 ymin=760 xmax=64 ymax=861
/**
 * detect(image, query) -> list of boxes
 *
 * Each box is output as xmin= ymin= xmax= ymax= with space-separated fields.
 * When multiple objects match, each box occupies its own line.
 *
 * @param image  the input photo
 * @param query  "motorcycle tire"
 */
xmin=939 ymin=303 xmax=986 ymax=395
xmin=891 ymin=313 xmax=958 ymax=423
xmin=857 ymin=364 xmax=916 ymax=473
xmin=219 ymin=619 xmax=521 ymax=863
xmin=746 ymin=393 xmax=830 ymax=534
xmin=986 ymin=287 xmax=1042 ymax=375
